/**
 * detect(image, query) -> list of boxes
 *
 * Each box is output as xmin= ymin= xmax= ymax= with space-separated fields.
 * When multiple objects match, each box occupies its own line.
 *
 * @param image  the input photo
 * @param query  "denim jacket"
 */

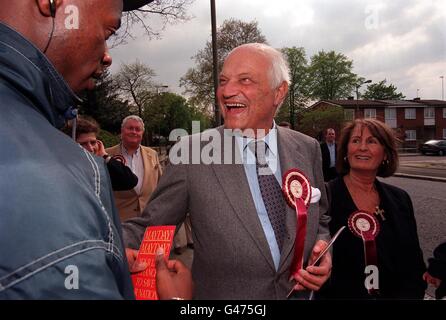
xmin=0 ymin=22 xmax=134 ymax=299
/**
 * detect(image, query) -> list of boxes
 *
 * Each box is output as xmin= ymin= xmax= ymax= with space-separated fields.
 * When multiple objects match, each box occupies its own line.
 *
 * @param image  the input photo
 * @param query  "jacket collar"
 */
xmin=0 ymin=22 xmax=81 ymax=128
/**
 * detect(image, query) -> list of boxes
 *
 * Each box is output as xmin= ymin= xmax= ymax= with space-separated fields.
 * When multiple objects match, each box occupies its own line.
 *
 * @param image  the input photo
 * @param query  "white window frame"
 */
xmin=364 ymin=108 xmax=376 ymax=119
xmin=405 ymin=129 xmax=417 ymax=141
xmin=385 ymin=108 xmax=396 ymax=120
xmin=424 ymin=107 xmax=435 ymax=119
xmin=405 ymin=108 xmax=416 ymax=120
xmin=344 ymin=109 xmax=355 ymax=121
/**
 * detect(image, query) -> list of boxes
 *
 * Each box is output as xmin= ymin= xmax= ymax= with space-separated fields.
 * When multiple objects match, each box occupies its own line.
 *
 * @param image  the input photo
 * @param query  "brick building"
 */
xmin=310 ymin=99 xmax=446 ymax=149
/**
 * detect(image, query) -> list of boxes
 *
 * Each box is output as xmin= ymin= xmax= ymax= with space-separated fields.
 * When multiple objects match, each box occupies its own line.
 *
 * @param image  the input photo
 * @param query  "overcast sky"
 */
xmin=110 ymin=0 xmax=446 ymax=100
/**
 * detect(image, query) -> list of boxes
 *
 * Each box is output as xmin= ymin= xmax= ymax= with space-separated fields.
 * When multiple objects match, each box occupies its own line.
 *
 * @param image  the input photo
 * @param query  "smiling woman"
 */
xmin=317 ymin=119 xmax=427 ymax=299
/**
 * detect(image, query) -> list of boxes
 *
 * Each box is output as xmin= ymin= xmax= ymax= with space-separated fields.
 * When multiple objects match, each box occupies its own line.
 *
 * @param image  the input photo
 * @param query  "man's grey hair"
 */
xmin=121 ymin=115 xmax=145 ymax=130
xmin=226 ymin=43 xmax=291 ymax=89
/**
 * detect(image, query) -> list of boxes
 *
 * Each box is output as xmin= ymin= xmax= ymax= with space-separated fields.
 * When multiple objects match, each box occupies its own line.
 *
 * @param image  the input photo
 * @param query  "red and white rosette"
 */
xmin=282 ymin=168 xmax=312 ymax=278
xmin=348 ymin=210 xmax=380 ymax=295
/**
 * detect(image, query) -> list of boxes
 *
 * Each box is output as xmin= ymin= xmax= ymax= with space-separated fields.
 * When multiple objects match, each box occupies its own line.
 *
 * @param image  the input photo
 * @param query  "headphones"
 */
xmin=49 ymin=0 xmax=56 ymax=18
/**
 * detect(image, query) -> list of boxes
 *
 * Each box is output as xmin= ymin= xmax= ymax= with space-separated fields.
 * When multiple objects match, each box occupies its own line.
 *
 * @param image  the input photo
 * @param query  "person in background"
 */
xmin=320 ymin=128 xmax=338 ymax=182
xmin=423 ymin=241 xmax=446 ymax=299
xmin=318 ymin=119 xmax=426 ymax=299
xmin=106 ymin=115 xmax=162 ymax=221
xmin=64 ymin=116 xmax=138 ymax=191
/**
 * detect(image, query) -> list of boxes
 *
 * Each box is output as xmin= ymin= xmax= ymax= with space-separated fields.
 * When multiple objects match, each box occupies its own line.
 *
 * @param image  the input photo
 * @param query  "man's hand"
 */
xmin=291 ymin=240 xmax=332 ymax=291
xmin=125 ymin=248 xmax=147 ymax=274
xmin=155 ymin=247 xmax=193 ymax=300
xmin=423 ymin=272 xmax=442 ymax=288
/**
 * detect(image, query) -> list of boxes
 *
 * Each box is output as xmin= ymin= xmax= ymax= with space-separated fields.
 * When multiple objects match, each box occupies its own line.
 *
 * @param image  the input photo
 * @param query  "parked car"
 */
xmin=419 ymin=140 xmax=446 ymax=156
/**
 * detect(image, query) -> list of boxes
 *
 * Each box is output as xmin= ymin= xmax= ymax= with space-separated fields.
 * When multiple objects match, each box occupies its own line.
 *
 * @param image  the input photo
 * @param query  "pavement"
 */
xmin=396 ymin=153 xmax=446 ymax=182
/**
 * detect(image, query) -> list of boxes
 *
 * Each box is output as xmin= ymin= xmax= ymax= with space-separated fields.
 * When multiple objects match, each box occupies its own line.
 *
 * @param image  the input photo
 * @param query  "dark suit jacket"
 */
xmin=320 ymin=142 xmax=337 ymax=182
xmin=318 ymin=177 xmax=427 ymax=299
xmin=122 ymin=126 xmax=330 ymax=299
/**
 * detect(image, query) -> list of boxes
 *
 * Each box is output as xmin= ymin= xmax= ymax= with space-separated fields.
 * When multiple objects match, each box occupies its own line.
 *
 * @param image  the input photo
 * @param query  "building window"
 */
xmin=424 ymin=107 xmax=435 ymax=119
xmin=385 ymin=108 xmax=396 ymax=119
xmin=344 ymin=109 xmax=355 ymax=121
xmin=443 ymin=128 xmax=446 ymax=139
xmin=405 ymin=108 xmax=416 ymax=119
xmin=364 ymin=108 xmax=376 ymax=119
xmin=443 ymin=108 xmax=446 ymax=118
xmin=405 ymin=129 xmax=416 ymax=141
xmin=385 ymin=108 xmax=397 ymax=128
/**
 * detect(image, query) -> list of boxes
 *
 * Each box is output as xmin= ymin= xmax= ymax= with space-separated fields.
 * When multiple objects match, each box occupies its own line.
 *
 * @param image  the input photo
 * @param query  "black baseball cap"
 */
xmin=123 ymin=0 xmax=154 ymax=12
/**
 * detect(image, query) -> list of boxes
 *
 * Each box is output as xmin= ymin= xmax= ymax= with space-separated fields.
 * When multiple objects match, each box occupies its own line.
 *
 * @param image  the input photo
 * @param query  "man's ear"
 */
xmin=274 ymin=81 xmax=289 ymax=107
xmin=36 ymin=0 xmax=62 ymax=18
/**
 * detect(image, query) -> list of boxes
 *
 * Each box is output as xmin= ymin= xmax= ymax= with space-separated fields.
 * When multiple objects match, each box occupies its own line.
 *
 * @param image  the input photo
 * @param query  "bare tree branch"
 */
xmin=108 ymin=0 xmax=194 ymax=48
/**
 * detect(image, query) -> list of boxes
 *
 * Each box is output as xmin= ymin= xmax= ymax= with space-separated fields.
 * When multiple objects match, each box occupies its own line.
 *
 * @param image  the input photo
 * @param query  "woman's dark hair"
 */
xmin=62 ymin=116 xmax=99 ymax=139
xmin=336 ymin=118 xmax=399 ymax=177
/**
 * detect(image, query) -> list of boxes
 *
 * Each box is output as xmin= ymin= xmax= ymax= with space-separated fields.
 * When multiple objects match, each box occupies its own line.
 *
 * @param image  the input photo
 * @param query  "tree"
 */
xmin=109 ymin=0 xmax=195 ymax=47
xmin=80 ymin=71 xmax=131 ymax=133
xmin=308 ymin=50 xmax=358 ymax=100
xmin=114 ymin=60 xmax=156 ymax=118
xmin=278 ymin=47 xmax=309 ymax=129
xmin=362 ymin=79 xmax=406 ymax=100
xmin=143 ymin=92 xmax=211 ymax=145
xmin=298 ymin=105 xmax=344 ymax=138
xmin=180 ymin=19 xmax=267 ymax=110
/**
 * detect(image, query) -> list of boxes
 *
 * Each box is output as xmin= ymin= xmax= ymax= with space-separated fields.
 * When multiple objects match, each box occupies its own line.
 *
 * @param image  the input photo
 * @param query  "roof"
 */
xmin=310 ymin=99 xmax=446 ymax=109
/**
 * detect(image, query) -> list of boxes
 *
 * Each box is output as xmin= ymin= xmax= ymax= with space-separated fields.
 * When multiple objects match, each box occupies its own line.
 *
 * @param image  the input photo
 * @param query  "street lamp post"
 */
xmin=355 ymin=79 xmax=372 ymax=118
xmin=152 ymin=85 xmax=168 ymax=147
xmin=210 ymin=0 xmax=220 ymax=126
xmin=440 ymin=76 xmax=444 ymax=101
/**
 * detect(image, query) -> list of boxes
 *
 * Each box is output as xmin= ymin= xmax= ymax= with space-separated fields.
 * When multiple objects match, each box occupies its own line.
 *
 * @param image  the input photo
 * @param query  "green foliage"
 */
xmin=79 ymin=71 xmax=131 ymax=134
xmin=98 ymin=129 xmax=120 ymax=148
xmin=308 ymin=50 xmax=358 ymax=100
xmin=279 ymin=47 xmax=310 ymax=129
xmin=362 ymin=79 xmax=406 ymax=100
xmin=299 ymin=105 xmax=344 ymax=138
xmin=180 ymin=19 xmax=267 ymax=110
xmin=143 ymin=92 xmax=211 ymax=145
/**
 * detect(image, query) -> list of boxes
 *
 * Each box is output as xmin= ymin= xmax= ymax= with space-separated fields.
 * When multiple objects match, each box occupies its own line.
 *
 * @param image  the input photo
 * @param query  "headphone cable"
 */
xmin=43 ymin=17 xmax=55 ymax=54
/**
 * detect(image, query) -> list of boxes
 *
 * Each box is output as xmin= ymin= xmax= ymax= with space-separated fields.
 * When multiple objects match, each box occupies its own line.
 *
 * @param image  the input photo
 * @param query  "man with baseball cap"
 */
xmin=0 ymin=0 xmax=191 ymax=299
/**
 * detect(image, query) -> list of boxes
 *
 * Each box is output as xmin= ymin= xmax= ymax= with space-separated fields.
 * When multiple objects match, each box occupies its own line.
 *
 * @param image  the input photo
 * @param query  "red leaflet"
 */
xmin=131 ymin=225 xmax=176 ymax=300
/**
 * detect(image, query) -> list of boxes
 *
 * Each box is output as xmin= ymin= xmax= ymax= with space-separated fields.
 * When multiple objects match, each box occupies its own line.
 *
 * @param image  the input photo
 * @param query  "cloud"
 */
xmin=108 ymin=0 xmax=446 ymax=100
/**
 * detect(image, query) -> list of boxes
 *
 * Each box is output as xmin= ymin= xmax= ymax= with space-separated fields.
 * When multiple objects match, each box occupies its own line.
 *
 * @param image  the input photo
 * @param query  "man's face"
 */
xmin=217 ymin=47 xmax=287 ymax=133
xmin=121 ymin=119 xmax=144 ymax=148
xmin=77 ymin=133 xmax=98 ymax=154
xmin=326 ymin=129 xmax=336 ymax=143
xmin=48 ymin=0 xmax=122 ymax=93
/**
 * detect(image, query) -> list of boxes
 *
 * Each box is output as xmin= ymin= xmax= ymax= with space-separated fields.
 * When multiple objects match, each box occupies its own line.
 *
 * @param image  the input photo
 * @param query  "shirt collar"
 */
xmin=121 ymin=144 xmax=141 ymax=156
xmin=234 ymin=121 xmax=278 ymax=158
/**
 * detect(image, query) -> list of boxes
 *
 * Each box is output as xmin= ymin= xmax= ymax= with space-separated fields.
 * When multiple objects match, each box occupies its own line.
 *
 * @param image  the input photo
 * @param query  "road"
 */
xmin=380 ymin=176 xmax=446 ymax=298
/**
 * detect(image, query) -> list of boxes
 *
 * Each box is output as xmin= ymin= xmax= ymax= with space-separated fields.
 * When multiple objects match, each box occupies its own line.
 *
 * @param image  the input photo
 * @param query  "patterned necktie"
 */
xmin=248 ymin=140 xmax=287 ymax=251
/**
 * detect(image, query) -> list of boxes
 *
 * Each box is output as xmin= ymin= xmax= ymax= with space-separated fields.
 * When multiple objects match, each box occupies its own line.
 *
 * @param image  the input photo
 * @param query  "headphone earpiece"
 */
xmin=49 ymin=0 xmax=56 ymax=18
